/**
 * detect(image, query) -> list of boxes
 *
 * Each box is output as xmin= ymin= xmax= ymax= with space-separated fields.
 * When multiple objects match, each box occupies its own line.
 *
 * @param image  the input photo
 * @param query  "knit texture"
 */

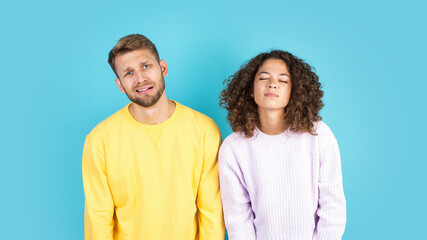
xmin=219 ymin=121 xmax=346 ymax=240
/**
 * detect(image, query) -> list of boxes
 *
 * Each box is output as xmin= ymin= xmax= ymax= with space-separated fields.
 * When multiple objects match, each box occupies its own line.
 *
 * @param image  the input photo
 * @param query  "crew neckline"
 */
xmin=123 ymin=100 xmax=182 ymax=129
xmin=253 ymin=126 xmax=291 ymax=142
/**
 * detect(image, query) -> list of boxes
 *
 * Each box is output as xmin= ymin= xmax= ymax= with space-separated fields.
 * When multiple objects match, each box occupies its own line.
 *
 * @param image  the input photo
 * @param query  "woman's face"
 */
xmin=253 ymin=58 xmax=292 ymax=113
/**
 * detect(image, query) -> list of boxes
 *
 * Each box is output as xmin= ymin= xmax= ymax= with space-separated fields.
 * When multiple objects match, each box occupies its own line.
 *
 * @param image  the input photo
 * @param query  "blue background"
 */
xmin=1 ymin=0 xmax=426 ymax=239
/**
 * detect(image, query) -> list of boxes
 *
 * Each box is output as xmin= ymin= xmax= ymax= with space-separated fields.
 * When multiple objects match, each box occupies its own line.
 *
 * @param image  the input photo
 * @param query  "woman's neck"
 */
xmin=258 ymin=108 xmax=287 ymax=135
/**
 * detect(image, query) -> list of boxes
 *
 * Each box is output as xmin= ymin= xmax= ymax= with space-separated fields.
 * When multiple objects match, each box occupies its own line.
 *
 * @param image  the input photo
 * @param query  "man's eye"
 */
xmin=279 ymin=80 xmax=288 ymax=83
xmin=259 ymin=78 xmax=268 ymax=80
xmin=125 ymin=71 xmax=133 ymax=76
xmin=143 ymin=65 xmax=149 ymax=69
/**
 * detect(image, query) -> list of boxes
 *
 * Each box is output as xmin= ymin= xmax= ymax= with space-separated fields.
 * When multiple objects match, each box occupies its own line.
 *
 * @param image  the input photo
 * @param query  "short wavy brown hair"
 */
xmin=108 ymin=34 xmax=160 ymax=78
xmin=219 ymin=50 xmax=324 ymax=137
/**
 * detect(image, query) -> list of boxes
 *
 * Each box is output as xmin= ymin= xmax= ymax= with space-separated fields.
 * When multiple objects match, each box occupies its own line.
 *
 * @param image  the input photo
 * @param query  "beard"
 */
xmin=124 ymin=77 xmax=166 ymax=108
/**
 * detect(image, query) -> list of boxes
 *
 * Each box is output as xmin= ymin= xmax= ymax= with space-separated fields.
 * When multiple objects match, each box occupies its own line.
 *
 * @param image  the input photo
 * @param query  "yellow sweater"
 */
xmin=82 ymin=101 xmax=225 ymax=240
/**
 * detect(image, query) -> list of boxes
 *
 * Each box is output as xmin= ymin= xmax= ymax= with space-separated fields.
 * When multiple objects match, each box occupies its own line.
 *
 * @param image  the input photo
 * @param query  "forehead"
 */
xmin=257 ymin=58 xmax=289 ymax=73
xmin=115 ymin=49 xmax=157 ymax=69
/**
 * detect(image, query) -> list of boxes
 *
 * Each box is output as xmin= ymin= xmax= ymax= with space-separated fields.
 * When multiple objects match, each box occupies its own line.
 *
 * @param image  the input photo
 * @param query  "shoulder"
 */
xmin=223 ymin=132 xmax=247 ymax=145
xmin=313 ymin=121 xmax=339 ymax=151
xmin=220 ymin=132 xmax=249 ymax=153
xmin=219 ymin=132 xmax=252 ymax=167
xmin=313 ymin=121 xmax=335 ymax=139
xmin=176 ymin=101 xmax=220 ymax=133
xmin=178 ymin=102 xmax=216 ymax=124
xmin=86 ymin=105 xmax=128 ymax=140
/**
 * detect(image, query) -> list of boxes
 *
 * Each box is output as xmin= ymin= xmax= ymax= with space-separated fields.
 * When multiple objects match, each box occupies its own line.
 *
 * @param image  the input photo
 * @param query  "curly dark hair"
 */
xmin=219 ymin=50 xmax=324 ymax=137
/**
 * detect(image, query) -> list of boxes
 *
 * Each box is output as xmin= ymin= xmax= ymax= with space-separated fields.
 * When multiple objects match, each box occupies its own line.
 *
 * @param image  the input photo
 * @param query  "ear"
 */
xmin=159 ymin=59 xmax=168 ymax=77
xmin=115 ymin=78 xmax=126 ymax=93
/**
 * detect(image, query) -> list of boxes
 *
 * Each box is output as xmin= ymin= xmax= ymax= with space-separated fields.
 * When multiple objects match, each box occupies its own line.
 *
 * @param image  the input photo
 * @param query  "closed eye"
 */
xmin=279 ymin=80 xmax=288 ymax=83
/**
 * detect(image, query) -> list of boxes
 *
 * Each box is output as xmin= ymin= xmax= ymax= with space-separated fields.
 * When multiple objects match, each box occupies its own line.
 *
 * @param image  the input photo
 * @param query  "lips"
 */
xmin=135 ymin=86 xmax=154 ymax=94
xmin=264 ymin=92 xmax=279 ymax=97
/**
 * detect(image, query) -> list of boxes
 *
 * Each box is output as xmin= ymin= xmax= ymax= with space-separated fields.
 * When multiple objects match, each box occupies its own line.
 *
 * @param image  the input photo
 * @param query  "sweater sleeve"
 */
xmin=313 ymin=123 xmax=346 ymax=240
xmin=218 ymin=138 xmax=256 ymax=240
xmin=196 ymin=129 xmax=226 ymax=240
xmin=82 ymin=134 xmax=115 ymax=240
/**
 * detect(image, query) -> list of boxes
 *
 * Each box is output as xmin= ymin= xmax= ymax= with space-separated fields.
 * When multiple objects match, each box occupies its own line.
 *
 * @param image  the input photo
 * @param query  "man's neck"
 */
xmin=129 ymin=94 xmax=176 ymax=125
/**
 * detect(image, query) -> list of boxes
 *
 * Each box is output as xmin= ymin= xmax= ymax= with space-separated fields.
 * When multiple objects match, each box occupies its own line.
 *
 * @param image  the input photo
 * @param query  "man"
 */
xmin=82 ymin=34 xmax=225 ymax=240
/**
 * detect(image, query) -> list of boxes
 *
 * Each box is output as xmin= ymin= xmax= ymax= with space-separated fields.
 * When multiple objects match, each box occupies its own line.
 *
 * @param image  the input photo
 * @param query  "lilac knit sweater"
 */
xmin=219 ymin=121 xmax=346 ymax=240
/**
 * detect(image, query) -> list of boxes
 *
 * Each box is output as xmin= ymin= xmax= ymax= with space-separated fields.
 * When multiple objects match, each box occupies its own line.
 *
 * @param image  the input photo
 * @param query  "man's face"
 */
xmin=114 ymin=49 xmax=168 ymax=107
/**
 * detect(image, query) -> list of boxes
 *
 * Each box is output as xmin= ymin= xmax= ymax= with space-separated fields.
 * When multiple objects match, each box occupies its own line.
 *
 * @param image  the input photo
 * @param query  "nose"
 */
xmin=136 ymin=71 xmax=147 ymax=83
xmin=268 ymin=80 xmax=277 ymax=89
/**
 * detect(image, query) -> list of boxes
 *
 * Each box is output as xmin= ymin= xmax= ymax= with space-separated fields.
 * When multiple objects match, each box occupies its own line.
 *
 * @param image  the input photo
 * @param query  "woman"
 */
xmin=218 ymin=50 xmax=346 ymax=240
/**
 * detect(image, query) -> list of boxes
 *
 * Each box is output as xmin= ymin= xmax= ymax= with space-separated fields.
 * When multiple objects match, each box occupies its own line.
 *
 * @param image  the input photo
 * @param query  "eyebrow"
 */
xmin=120 ymin=60 xmax=151 ymax=74
xmin=121 ymin=67 xmax=132 ymax=73
xmin=258 ymin=71 xmax=290 ymax=78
